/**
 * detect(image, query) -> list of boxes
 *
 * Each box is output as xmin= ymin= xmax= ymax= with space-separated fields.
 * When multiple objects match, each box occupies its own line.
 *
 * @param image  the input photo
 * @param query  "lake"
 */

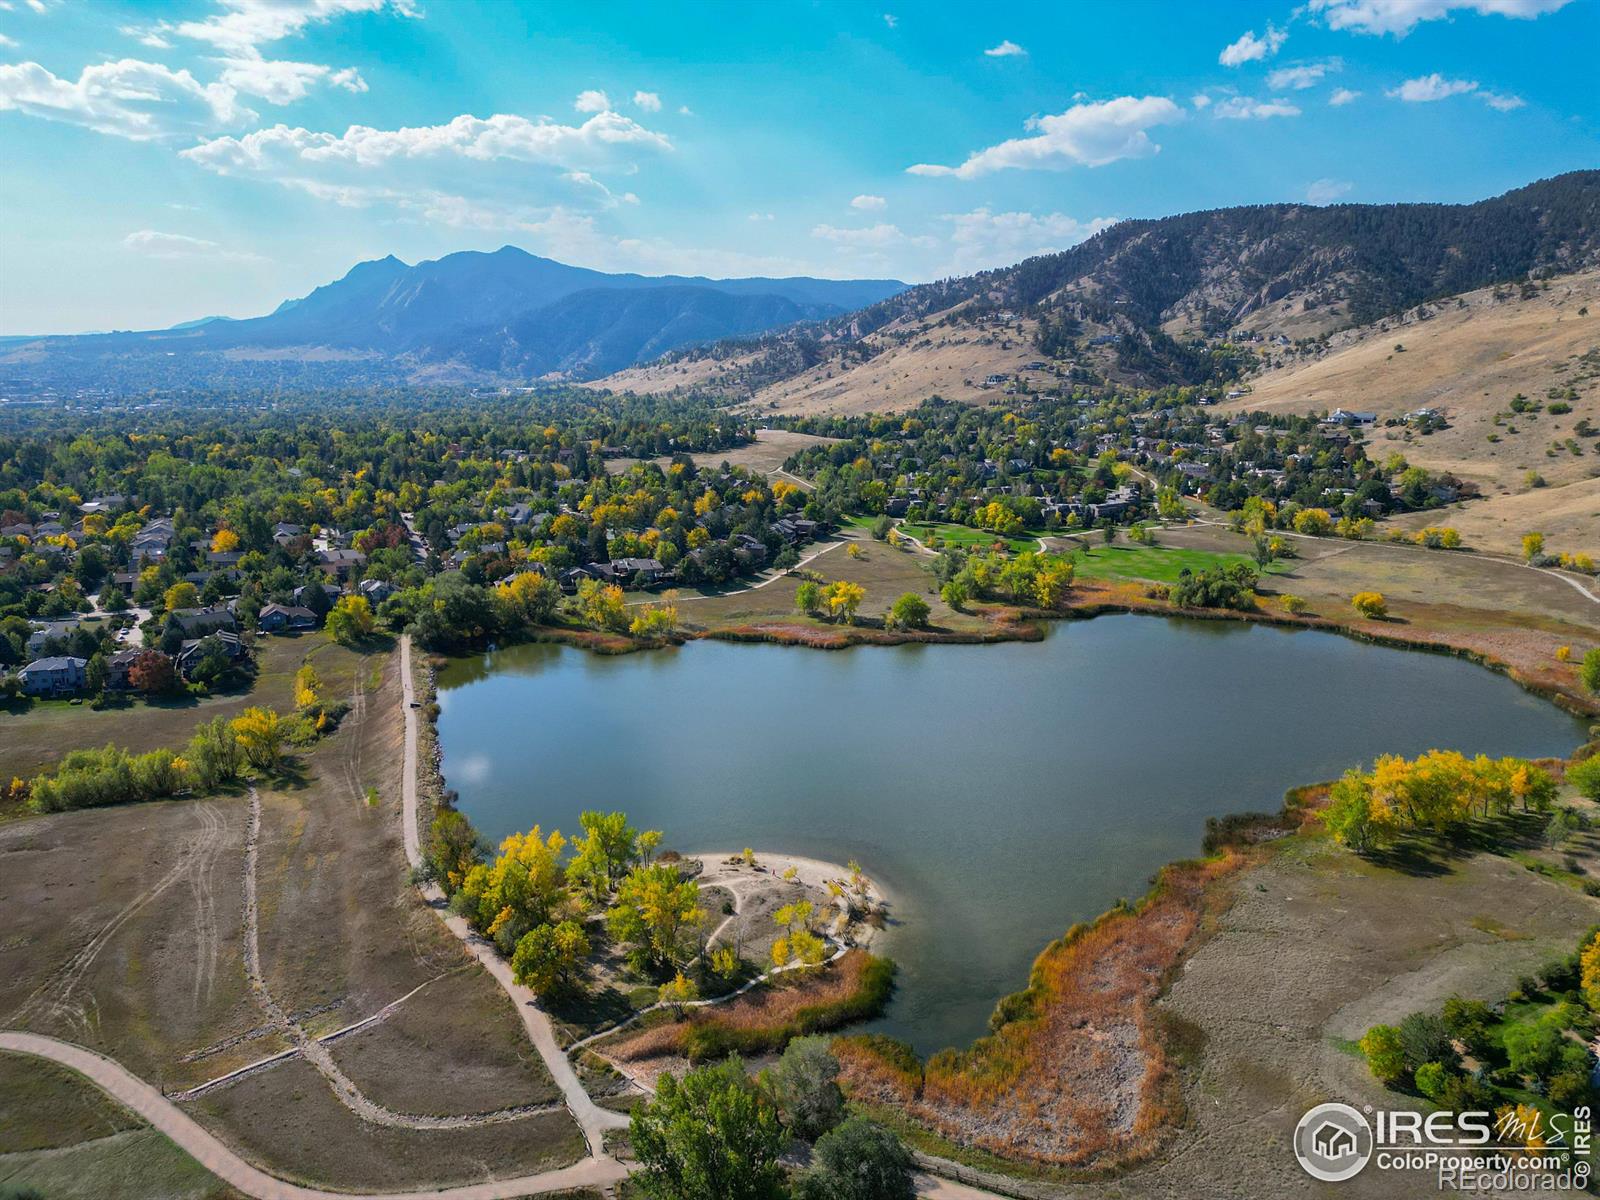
xmin=436 ymin=615 xmax=1589 ymax=1055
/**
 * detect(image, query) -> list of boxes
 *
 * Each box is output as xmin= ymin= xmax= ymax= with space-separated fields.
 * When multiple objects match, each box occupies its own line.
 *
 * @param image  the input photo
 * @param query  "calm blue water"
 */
xmin=437 ymin=616 xmax=1588 ymax=1054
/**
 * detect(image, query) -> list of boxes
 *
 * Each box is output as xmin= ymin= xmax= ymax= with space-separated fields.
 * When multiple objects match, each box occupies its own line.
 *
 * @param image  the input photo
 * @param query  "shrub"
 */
xmin=1570 ymin=756 xmax=1600 ymax=802
xmin=1398 ymin=1011 xmax=1458 ymax=1071
xmin=794 ymin=1117 xmax=915 ymax=1200
xmin=886 ymin=592 xmax=931 ymax=631
xmin=1414 ymin=1061 xmax=1450 ymax=1101
xmin=1280 ymin=593 xmax=1308 ymax=615
xmin=1351 ymin=591 xmax=1388 ymax=619
xmin=769 ymin=1035 xmax=844 ymax=1140
xmin=1582 ymin=648 xmax=1600 ymax=696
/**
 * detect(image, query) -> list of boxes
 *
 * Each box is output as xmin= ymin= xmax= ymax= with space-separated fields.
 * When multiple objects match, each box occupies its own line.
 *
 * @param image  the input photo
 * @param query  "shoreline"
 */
xmin=690 ymin=847 xmax=892 ymax=950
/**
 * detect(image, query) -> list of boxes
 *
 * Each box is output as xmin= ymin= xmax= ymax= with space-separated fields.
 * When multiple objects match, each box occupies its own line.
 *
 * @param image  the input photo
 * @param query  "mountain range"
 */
xmin=0 ymin=247 xmax=905 ymax=388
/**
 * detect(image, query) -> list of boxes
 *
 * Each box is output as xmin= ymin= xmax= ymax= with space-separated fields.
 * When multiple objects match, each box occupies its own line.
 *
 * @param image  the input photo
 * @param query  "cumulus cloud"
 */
xmin=1387 ymin=73 xmax=1478 ymax=101
xmin=1191 ymin=93 xmax=1212 ymax=109
xmin=0 ymin=57 xmax=250 ymax=139
xmin=1267 ymin=60 xmax=1341 ymax=90
xmin=632 ymin=90 xmax=661 ymax=112
xmin=984 ymin=40 xmax=1026 ymax=57
xmin=1309 ymin=0 xmax=1572 ymax=37
xmin=851 ymin=194 xmax=887 ymax=211
xmin=811 ymin=222 xmax=936 ymax=250
xmin=1330 ymin=87 xmax=1361 ymax=105
xmin=907 ymin=95 xmax=1184 ymax=179
xmin=574 ymin=89 xmax=610 ymax=113
xmin=219 ymin=56 xmax=365 ymax=103
xmin=1219 ymin=25 xmax=1287 ymax=67
xmin=1212 ymin=96 xmax=1302 ymax=120
xmin=122 ymin=229 xmax=263 ymax=260
xmin=1306 ymin=178 xmax=1353 ymax=204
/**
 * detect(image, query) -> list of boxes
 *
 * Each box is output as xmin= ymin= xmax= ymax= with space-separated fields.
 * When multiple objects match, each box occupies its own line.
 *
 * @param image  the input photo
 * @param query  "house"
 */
xmin=177 ymin=631 xmax=246 ymax=677
xmin=357 ymin=578 xmax=396 ymax=604
xmin=884 ymin=497 xmax=910 ymax=518
xmin=1329 ymin=409 xmax=1377 ymax=428
xmin=730 ymin=535 xmax=768 ymax=570
xmin=257 ymin=603 xmax=318 ymax=632
xmin=292 ymin=582 xmax=342 ymax=608
xmin=596 ymin=557 xmax=667 ymax=586
xmin=107 ymin=646 xmax=163 ymax=690
xmin=272 ymin=522 xmax=305 ymax=545
xmin=315 ymin=548 xmax=367 ymax=579
xmin=18 ymin=655 xmax=88 ymax=697
xmin=26 ymin=619 xmax=83 ymax=658
xmin=170 ymin=605 xmax=237 ymax=638
xmin=79 ymin=494 xmax=126 ymax=515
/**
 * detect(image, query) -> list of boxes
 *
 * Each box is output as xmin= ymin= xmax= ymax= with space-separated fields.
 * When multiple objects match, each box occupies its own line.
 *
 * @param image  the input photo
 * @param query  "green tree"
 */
xmin=630 ymin=1057 xmax=786 ymax=1200
xmin=1360 ymin=1024 xmax=1406 ymax=1083
xmin=567 ymin=810 xmax=644 ymax=899
xmin=511 ymin=920 xmax=590 ymax=998
xmin=1568 ymin=756 xmax=1600 ymax=802
xmin=1582 ymin=648 xmax=1600 ymax=696
xmin=186 ymin=715 xmax=244 ymax=790
xmin=939 ymin=578 xmax=969 ymax=611
xmin=886 ymin=592 xmax=930 ymax=631
xmin=795 ymin=579 xmax=822 ymax=615
xmin=794 ymin=1117 xmax=915 ymax=1200
xmin=326 ymin=594 xmax=375 ymax=645
xmin=608 ymin=863 xmax=702 ymax=973
xmin=769 ymin=1036 xmax=844 ymax=1140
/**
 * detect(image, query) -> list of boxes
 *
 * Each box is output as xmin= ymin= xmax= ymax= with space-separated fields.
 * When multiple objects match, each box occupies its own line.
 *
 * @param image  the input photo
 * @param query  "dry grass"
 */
xmin=838 ymin=856 xmax=1243 ymax=1168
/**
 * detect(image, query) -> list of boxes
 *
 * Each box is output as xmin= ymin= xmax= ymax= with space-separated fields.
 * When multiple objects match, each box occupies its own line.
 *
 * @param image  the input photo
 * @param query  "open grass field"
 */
xmin=603 ymin=427 xmax=836 ymax=477
xmin=899 ymin=521 xmax=1046 ymax=556
xmin=0 ymin=1127 xmax=241 ymax=1200
xmin=0 ymin=631 xmax=377 ymax=787
xmin=1057 ymin=541 xmax=1294 ymax=586
xmin=0 ymin=639 xmax=587 ymax=1191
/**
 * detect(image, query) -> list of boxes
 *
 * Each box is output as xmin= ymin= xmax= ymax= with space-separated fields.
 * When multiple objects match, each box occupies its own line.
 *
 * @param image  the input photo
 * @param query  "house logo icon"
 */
xmin=1294 ymin=1102 xmax=1374 ymax=1182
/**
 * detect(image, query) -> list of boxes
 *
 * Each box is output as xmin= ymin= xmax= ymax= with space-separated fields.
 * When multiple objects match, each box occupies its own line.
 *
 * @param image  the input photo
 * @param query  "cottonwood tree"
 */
xmin=630 ymin=1057 xmax=786 ymax=1200
xmin=608 ymin=863 xmax=702 ymax=973
xmin=511 ymin=920 xmax=590 ymax=998
xmin=230 ymin=707 xmax=285 ymax=770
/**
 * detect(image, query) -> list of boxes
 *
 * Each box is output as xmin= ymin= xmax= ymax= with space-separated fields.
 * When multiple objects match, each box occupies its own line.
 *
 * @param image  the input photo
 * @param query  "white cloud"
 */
xmin=1219 ymin=25 xmax=1287 ymax=67
xmin=0 ymin=57 xmax=250 ymax=139
xmin=574 ymin=89 xmax=610 ymax=113
xmin=219 ymin=56 xmax=364 ymax=104
xmin=1306 ymin=178 xmax=1353 ymax=204
xmin=851 ymin=194 xmax=887 ymax=211
xmin=184 ymin=111 xmax=672 ymax=176
xmin=1329 ymin=87 xmax=1361 ymax=105
xmin=1212 ymin=96 xmax=1302 ymax=120
xmin=747 ymin=211 xmax=774 ymax=222
xmin=169 ymin=0 xmax=417 ymax=52
xmin=811 ymin=222 xmax=935 ymax=250
xmin=25 ymin=0 xmax=43 ymax=11
xmin=1481 ymin=90 xmax=1525 ymax=110
xmin=122 ymin=229 xmax=263 ymax=261
xmin=0 ymin=32 xmax=15 ymax=47
xmin=1309 ymin=0 xmax=1572 ymax=37
xmin=632 ymin=90 xmax=661 ymax=112
xmin=1191 ymin=93 xmax=1212 ymax=109
xmin=1267 ymin=60 xmax=1340 ymax=90
xmin=984 ymin=40 xmax=1026 ymax=57
xmin=907 ymin=95 xmax=1184 ymax=179
xmin=1387 ymin=73 xmax=1478 ymax=101
xmin=882 ymin=12 xmax=897 ymax=28
xmin=677 ymin=104 xmax=692 ymax=116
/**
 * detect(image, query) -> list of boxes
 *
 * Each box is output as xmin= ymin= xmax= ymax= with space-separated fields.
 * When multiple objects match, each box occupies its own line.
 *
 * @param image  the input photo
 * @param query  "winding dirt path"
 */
xmin=400 ymin=636 xmax=629 ymax=1157
xmin=0 ymin=1031 xmax=625 ymax=1200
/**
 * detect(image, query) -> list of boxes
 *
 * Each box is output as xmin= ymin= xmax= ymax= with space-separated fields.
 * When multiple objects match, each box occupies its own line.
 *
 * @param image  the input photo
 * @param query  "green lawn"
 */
xmin=1069 ymin=543 xmax=1294 ymax=585
xmin=898 ymin=522 xmax=1044 ymax=555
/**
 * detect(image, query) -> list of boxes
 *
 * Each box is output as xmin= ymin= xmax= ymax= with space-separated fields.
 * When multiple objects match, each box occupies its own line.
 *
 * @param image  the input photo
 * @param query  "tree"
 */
xmin=460 ymin=825 xmax=570 ymax=952
xmin=772 ymin=901 xmax=826 ymax=967
xmin=496 ymin=570 xmax=561 ymax=625
xmin=1398 ymin=1011 xmax=1457 ymax=1071
xmin=824 ymin=580 xmax=865 ymax=624
xmin=1569 ymin=756 xmax=1600 ymax=802
xmin=163 ymin=581 xmax=199 ymax=612
xmin=326 ymin=595 xmax=375 ymax=645
xmin=629 ymin=1057 xmax=786 ymax=1200
xmin=99 ymin=582 xmax=128 ymax=612
xmin=1522 ymin=531 xmax=1545 ymax=563
xmin=886 ymin=592 xmax=930 ymax=631
xmin=577 ymin=578 xmax=629 ymax=632
xmin=231 ymin=707 xmax=285 ymax=770
xmin=294 ymin=663 xmax=321 ymax=712
xmin=769 ymin=1036 xmax=843 ymax=1140
xmin=608 ymin=863 xmax=702 ymax=973
xmin=85 ymin=652 xmax=107 ymax=696
xmin=1033 ymin=559 xmax=1074 ymax=609
xmin=794 ymin=1117 xmax=915 ymax=1200
xmin=1582 ymin=648 xmax=1600 ymax=696
xmin=211 ymin=528 xmax=240 ymax=553
xmin=1351 ymin=591 xmax=1387 ymax=619
xmin=795 ymin=579 xmax=822 ymax=615
xmin=186 ymin=715 xmax=244 ymax=790
xmin=567 ymin=810 xmax=643 ymax=898
xmin=1360 ymin=1024 xmax=1406 ymax=1083
xmin=128 ymin=649 xmax=177 ymax=695
xmin=1280 ymin=593 xmax=1308 ymax=615
xmin=631 ymin=602 xmax=679 ymax=639
xmin=659 ymin=971 xmax=699 ymax=1017
xmin=426 ymin=807 xmax=482 ymax=894
xmin=1292 ymin=508 xmax=1332 ymax=536
xmin=1582 ymin=931 xmax=1600 ymax=1010
xmin=511 ymin=920 xmax=590 ymax=998
xmin=939 ymin=578 xmax=969 ymax=611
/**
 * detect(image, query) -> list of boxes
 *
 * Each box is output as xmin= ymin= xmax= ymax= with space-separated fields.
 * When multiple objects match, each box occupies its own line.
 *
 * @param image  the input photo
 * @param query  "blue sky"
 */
xmin=1 ymin=0 xmax=1596 ymax=333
